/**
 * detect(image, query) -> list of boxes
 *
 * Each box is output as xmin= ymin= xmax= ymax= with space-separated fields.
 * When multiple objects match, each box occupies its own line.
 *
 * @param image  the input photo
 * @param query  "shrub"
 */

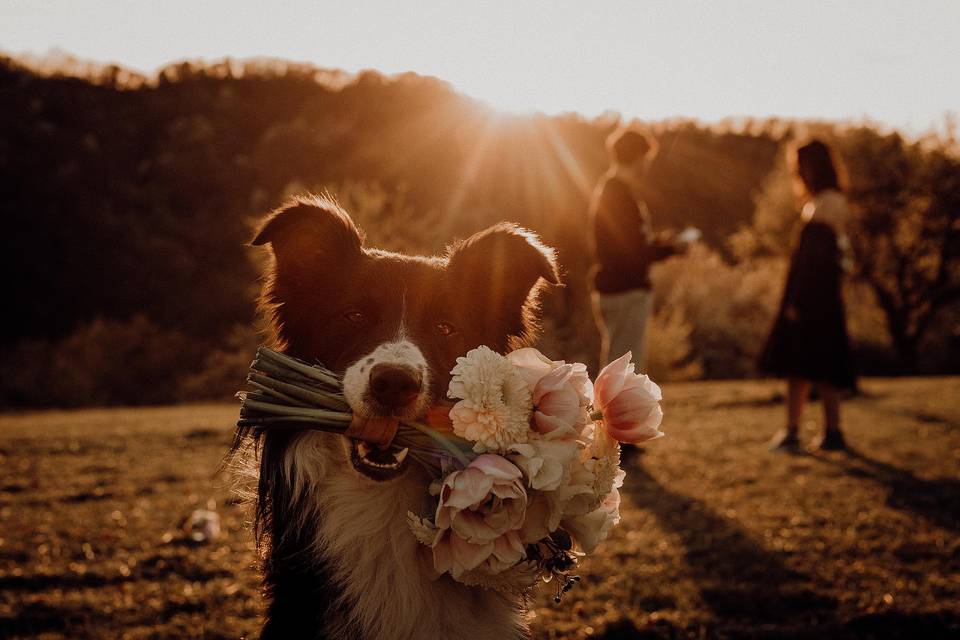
xmin=645 ymin=307 xmax=704 ymax=382
xmin=0 ymin=315 xmax=199 ymax=407
xmin=176 ymin=324 xmax=261 ymax=401
xmin=650 ymin=247 xmax=785 ymax=378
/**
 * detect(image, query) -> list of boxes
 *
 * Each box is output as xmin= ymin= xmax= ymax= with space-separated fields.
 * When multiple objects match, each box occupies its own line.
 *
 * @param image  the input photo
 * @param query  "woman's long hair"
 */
xmin=791 ymin=139 xmax=846 ymax=195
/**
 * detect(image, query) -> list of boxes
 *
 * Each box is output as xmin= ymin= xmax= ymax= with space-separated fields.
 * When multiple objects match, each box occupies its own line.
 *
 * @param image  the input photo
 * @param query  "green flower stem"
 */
xmin=236 ymin=416 xmax=349 ymax=430
xmin=248 ymin=372 xmax=350 ymax=410
xmin=401 ymin=420 xmax=472 ymax=467
xmin=256 ymin=347 xmax=341 ymax=387
xmin=245 ymin=380 xmax=314 ymax=408
xmin=238 ymin=346 xmax=479 ymax=472
xmin=241 ymin=396 xmax=352 ymax=422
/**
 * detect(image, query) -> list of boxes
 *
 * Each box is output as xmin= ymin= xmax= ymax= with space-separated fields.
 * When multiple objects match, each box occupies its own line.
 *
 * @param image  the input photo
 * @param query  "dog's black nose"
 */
xmin=369 ymin=364 xmax=422 ymax=410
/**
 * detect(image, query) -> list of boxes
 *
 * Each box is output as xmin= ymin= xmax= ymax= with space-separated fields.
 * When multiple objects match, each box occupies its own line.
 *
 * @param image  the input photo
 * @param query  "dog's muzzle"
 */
xmin=368 ymin=363 xmax=422 ymax=412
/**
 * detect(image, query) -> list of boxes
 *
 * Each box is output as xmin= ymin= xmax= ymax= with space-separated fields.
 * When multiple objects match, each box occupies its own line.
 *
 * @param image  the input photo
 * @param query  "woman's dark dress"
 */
xmin=759 ymin=221 xmax=856 ymax=389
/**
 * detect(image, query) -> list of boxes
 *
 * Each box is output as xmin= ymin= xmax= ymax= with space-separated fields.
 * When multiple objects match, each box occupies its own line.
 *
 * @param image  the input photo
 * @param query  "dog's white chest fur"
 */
xmin=286 ymin=433 xmax=526 ymax=640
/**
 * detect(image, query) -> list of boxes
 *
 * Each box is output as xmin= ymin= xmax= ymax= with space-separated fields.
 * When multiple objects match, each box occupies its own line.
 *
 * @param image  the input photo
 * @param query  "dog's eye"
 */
xmin=344 ymin=310 xmax=365 ymax=324
xmin=436 ymin=322 xmax=457 ymax=337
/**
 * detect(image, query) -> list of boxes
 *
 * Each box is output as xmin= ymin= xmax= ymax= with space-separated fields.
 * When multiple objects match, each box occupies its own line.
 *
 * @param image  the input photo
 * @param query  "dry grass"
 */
xmin=1 ymin=378 xmax=958 ymax=639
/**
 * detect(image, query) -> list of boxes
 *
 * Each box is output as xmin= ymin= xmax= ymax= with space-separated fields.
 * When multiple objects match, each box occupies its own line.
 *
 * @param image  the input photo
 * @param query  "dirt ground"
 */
xmin=1 ymin=378 xmax=958 ymax=639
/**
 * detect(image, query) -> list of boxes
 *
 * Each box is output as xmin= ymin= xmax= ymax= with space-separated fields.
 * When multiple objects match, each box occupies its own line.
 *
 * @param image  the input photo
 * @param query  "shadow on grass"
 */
xmin=610 ymin=460 xmax=960 ymax=639
xmin=0 ymin=553 xmax=235 ymax=638
xmin=821 ymin=449 xmax=960 ymax=534
xmin=0 ymin=556 xmax=233 ymax=595
xmin=902 ymin=410 xmax=960 ymax=430
xmin=621 ymin=465 xmax=837 ymax=631
xmin=0 ymin=599 xmax=216 ymax=639
xmin=706 ymin=392 xmax=784 ymax=410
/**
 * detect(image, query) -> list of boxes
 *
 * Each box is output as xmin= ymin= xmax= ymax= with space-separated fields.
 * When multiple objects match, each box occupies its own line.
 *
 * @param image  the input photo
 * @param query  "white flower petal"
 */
xmin=447 ymin=346 xmax=533 ymax=451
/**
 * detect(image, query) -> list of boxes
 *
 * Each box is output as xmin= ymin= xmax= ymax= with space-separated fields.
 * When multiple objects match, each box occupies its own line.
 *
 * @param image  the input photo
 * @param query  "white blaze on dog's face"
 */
xmin=342 ymin=338 xmax=431 ymax=421
xmin=251 ymin=197 xmax=559 ymax=482
xmin=339 ymin=338 xmax=432 ymax=481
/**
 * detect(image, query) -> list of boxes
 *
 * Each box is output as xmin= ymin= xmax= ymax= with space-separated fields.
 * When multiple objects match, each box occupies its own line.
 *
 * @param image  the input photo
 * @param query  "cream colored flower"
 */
xmin=448 ymin=346 xmax=533 ymax=452
xmin=582 ymin=423 xmax=625 ymax=501
xmin=554 ymin=423 xmax=624 ymax=518
xmin=561 ymin=486 xmax=622 ymax=553
xmin=507 ymin=435 xmax=578 ymax=491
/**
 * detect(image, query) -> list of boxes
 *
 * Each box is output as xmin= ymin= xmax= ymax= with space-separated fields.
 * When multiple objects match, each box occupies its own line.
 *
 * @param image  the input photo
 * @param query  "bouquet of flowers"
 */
xmin=237 ymin=345 xmax=663 ymax=599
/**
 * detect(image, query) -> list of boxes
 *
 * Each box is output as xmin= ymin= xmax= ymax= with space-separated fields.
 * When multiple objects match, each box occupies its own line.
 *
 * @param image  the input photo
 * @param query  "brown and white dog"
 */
xmin=235 ymin=196 xmax=560 ymax=639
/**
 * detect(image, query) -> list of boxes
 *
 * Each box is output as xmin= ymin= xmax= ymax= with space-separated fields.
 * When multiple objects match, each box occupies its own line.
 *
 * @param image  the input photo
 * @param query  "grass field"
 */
xmin=1 ymin=378 xmax=958 ymax=639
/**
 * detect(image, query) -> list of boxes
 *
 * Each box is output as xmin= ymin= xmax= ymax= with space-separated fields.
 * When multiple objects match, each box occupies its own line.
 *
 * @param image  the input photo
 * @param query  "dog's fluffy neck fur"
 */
xmin=277 ymin=433 xmax=527 ymax=640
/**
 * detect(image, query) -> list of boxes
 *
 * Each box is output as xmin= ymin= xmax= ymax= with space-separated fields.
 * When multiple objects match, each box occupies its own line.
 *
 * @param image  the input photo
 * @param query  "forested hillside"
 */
xmin=2 ymin=55 xmax=956 ymax=406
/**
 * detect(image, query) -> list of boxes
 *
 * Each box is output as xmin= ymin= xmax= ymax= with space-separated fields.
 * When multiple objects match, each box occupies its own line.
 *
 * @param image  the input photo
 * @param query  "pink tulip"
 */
xmin=592 ymin=351 xmax=664 ymax=444
xmin=529 ymin=364 xmax=582 ymax=435
xmin=507 ymin=348 xmax=592 ymax=437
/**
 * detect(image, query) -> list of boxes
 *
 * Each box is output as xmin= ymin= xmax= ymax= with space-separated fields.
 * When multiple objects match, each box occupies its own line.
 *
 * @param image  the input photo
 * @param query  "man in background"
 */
xmin=590 ymin=127 xmax=681 ymax=370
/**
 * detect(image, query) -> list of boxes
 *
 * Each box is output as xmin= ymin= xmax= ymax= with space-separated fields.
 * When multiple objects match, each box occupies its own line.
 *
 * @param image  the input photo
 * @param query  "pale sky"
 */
xmin=2 ymin=0 xmax=958 ymax=131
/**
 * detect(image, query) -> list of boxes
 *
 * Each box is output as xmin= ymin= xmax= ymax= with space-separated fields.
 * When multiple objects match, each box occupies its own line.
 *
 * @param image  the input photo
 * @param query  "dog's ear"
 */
xmin=252 ymin=197 xmax=363 ymax=279
xmin=447 ymin=223 xmax=560 ymax=349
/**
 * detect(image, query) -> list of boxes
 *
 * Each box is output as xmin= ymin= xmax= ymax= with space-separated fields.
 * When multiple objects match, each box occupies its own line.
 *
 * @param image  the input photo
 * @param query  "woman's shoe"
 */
xmin=768 ymin=429 xmax=800 ymax=452
xmin=812 ymin=429 xmax=846 ymax=451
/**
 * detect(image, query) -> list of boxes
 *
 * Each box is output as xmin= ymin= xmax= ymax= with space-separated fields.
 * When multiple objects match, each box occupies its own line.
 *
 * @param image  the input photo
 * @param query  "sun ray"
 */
xmin=543 ymin=120 xmax=593 ymax=199
xmin=446 ymin=113 xmax=500 ymax=217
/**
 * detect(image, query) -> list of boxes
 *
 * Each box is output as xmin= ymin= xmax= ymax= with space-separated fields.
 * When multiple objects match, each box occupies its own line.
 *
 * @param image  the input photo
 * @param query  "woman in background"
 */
xmin=760 ymin=139 xmax=856 ymax=452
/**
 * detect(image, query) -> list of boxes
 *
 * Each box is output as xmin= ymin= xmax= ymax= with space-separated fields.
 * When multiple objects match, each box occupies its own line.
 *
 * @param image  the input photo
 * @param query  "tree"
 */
xmin=840 ymin=128 xmax=960 ymax=370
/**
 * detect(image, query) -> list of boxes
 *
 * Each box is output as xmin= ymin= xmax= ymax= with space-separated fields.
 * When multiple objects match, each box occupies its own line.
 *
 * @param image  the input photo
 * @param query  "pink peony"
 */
xmin=593 ymin=352 xmax=664 ymax=444
xmin=432 ymin=454 xmax=528 ymax=577
xmin=432 ymin=528 xmax=526 ymax=578
xmin=517 ymin=492 xmax=553 ymax=544
xmin=507 ymin=348 xmax=592 ymax=438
